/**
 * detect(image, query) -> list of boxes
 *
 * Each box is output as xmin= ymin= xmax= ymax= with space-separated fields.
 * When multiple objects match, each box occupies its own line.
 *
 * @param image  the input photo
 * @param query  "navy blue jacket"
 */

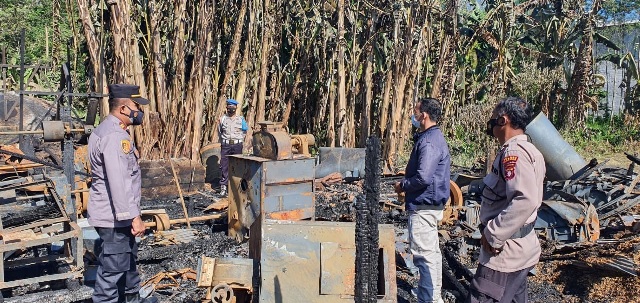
xmin=401 ymin=125 xmax=451 ymax=211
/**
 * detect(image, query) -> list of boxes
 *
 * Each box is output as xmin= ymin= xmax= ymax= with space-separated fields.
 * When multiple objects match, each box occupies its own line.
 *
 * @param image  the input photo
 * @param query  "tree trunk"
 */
xmin=337 ymin=0 xmax=347 ymax=147
xmin=76 ymin=0 xmax=109 ymax=119
xmin=255 ymin=0 xmax=270 ymax=125
xmin=360 ymin=12 xmax=375 ymax=146
xmin=210 ymin=0 xmax=247 ymax=143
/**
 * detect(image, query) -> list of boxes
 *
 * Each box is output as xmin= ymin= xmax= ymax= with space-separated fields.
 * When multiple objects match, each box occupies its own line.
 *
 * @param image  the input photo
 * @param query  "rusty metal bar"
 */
xmin=25 ymin=64 xmax=40 ymax=88
xmin=143 ymin=214 xmax=222 ymax=228
xmin=624 ymin=172 xmax=640 ymax=194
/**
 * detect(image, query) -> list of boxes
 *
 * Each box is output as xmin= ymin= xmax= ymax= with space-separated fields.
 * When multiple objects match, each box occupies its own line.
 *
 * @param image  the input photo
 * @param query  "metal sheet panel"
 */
xmin=263 ymin=158 xmax=315 ymax=184
xmin=263 ymin=188 xmax=313 ymax=214
xmin=228 ymin=156 xmax=263 ymax=242
xmin=258 ymin=220 xmax=397 ymax=302
xmin=228 ymin=156 xmax=315 ymax=241
xmin=320 ymin=242 xmax=355 ymax=295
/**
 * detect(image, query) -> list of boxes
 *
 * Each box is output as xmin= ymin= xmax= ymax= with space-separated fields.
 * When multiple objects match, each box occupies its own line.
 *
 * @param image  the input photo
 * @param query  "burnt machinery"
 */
xmin=0 ymin=34 xmax=104 ymax=297
xmin=0 ymin=176 xmax=84 ymax=299
xmin=220 ymin=122 xmax=398 ymax=302
xmin=228 ymin=121 xmax=317 ymax=242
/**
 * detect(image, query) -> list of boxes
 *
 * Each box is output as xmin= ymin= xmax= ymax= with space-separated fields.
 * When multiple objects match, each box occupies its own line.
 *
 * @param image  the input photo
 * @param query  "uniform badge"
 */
xmin=118 ymin=122 xmax=127 ymax=130
xmin=121 ymin=140 xmax=131 ymax=154
xmin=502 ymin=155 xmax=518 ymax=180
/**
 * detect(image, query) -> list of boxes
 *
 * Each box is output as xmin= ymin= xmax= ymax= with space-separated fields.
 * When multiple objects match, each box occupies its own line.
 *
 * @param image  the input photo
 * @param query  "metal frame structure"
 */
xmin=0 ymin=29 xmax=105 ymax=294
xmin=0 ymin=177 xmax=84 ymax=291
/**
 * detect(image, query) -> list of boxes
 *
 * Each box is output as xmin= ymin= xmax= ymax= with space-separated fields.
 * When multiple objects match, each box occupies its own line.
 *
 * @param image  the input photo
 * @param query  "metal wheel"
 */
xmin=212 ymin=283 xmax=234 ymax=303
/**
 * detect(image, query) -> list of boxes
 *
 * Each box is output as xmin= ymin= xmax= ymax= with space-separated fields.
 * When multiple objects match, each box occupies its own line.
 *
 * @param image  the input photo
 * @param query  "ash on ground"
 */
xmin=6 ymin=174 xmax=640 ymax=303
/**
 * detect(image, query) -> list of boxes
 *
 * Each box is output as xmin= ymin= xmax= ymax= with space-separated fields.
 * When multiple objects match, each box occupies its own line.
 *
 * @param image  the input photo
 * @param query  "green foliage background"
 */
xmin=0 ymin=0 xmax=638 ymax=166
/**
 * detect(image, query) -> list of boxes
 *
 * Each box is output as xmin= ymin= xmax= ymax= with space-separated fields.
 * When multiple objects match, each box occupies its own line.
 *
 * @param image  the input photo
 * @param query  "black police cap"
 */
xmin=108 ymin=84 xmax=150 ymax=105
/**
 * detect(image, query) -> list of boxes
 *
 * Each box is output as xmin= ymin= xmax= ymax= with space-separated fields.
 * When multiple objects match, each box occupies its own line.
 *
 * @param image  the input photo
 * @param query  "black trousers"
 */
xmin=466 ymin=264 xmax=532 ymax=303
xmin=92 ymin=227 xmax=140 ymax=303
xmin=219 ymin=143 xmax=243 ymax=187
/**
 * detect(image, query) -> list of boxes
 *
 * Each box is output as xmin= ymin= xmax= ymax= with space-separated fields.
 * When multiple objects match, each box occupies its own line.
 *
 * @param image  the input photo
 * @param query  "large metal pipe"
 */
xmin=525 ymin=112 xmax=587 ymax=181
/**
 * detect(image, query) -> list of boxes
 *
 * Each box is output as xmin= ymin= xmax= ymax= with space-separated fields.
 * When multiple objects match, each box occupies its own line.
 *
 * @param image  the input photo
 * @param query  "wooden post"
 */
xmin=170 ymin=158 xmax=191 ymax=228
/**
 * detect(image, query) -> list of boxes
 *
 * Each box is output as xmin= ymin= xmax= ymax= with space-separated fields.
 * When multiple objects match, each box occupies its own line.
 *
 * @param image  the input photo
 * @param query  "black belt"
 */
xmin=222 ymin=139 xmax=243 ymax=145
xmin=479 ymin=222 xmax=535 ymax=239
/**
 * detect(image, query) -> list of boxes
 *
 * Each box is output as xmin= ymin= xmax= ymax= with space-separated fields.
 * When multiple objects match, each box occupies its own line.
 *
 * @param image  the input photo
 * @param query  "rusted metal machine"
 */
xmin=251 ymin=121 xmax=315 ymax=160
xmin=141 ymin=209 xmax=222 ymax=231
xmin=228 ymin=121 xmax=316 ymax=242
xmin=0 ymin=121 xmax=93 ymax=142
xmin=227 ymin=154 xmax=315 ymax=242
xmin=223 ymin=125 xmax=398 ymax=302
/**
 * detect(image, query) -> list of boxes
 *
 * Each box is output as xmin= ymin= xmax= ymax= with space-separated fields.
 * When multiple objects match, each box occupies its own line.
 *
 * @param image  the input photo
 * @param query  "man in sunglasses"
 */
xmin=467 ymin=97 xmax=546 ymax=303
xmin=88 ymin=84 xmax=157 ymax=303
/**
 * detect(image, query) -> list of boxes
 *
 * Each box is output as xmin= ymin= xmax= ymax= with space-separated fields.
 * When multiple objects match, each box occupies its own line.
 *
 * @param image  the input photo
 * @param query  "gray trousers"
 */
xmin=466 ymin=264 xmax=532 ymax=303
xmin=409 ymin=209 xmax=444 ymax=303
xmin=92 ymin=227 xmax=141 ymax=303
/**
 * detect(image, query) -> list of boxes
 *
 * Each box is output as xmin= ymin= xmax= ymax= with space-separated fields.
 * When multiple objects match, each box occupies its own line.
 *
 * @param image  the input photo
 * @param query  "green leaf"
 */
xmin=596 ymin=53 xmax=622 ymax=65
xmin=593 ymin=32 xmax=621 ymax=51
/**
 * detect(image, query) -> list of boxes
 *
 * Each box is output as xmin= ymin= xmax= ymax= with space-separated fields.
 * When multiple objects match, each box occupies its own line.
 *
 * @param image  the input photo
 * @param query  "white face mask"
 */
xmin=411 ymin=114 xmax=421 ymax=128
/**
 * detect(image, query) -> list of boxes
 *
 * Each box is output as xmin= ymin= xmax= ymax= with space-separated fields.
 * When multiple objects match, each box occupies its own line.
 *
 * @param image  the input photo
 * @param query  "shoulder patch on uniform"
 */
xmin=502 ymin=155 xmax=518 ymax=180
xmin=121 ymin=139 xmax=131 ymax=154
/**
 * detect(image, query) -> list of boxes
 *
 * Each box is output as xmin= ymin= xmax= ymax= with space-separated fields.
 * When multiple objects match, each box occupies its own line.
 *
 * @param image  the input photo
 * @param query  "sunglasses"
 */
xmin=486 ymin=117 xmax=505 ymax=129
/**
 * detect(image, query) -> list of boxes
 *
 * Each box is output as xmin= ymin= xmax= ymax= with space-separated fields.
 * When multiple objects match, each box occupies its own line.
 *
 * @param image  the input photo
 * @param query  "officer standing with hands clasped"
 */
xmin=467 ymin=97 xmax=546 ymax=303
xmin=88 ymin=84 xmax=157 ymax=303
xmin=218 ymin=99 xmax=248 ymax=196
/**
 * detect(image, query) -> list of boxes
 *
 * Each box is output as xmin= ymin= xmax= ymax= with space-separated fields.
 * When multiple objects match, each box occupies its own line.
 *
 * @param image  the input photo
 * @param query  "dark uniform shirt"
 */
xmin=401 ymin=126 xmax=451 ymax=211
xmin=88 ymin=115 xmax=142 ymax=228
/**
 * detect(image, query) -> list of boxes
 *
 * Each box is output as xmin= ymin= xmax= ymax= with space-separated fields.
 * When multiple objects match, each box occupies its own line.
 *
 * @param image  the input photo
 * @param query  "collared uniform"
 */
xmin=88 ymin=114 xmax=142 ymax=303
xmin=218 ymin=114 xmax=248 ymax=190
xmin=468 ymin=134 xmax=546 ymax=303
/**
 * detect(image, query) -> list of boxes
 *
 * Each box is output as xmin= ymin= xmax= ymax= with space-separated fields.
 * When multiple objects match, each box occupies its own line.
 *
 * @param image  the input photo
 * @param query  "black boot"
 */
xmin=125 ymin=293 xmax=159 ymax=303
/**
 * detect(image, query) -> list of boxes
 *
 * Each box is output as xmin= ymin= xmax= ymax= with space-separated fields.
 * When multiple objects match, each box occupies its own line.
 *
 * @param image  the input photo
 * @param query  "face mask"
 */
xmin=227 ymin=108 xmax=237 ymax=116
xmin=125 ymin=105 xmax=144 ymax=125
xmin=411 ymin=114 xmax=421 ymax=128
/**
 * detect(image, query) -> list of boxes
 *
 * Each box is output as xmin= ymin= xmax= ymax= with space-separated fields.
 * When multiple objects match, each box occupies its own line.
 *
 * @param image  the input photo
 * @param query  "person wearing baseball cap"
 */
xmin=89 ymin=84 xmax=157 ymax=303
